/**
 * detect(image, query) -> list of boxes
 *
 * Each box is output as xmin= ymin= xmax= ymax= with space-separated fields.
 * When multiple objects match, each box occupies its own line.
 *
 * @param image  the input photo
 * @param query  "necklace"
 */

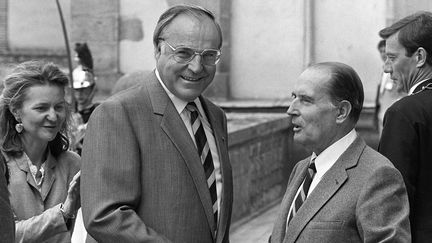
xmin=412 ymin=83 xmax=432 ymax=95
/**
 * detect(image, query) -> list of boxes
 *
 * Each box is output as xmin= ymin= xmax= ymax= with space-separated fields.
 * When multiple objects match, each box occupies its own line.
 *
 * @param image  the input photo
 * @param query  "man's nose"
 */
xmin=286 ymin=101 xmax=298 ymax=116
xmin=383 ymin=60 xmax=392 ymax=73
xmin=188 ymin=55 xmax=203 ymax=73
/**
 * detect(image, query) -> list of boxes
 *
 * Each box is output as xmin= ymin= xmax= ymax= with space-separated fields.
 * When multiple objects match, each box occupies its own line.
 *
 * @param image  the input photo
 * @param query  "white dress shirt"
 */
xmin=155 ymin=69 xmax=222 ymax=214
xmin=287 ymin=129 xmax=357 ymax=224
xmin=308 ymin=129 xmax=357 ymax=195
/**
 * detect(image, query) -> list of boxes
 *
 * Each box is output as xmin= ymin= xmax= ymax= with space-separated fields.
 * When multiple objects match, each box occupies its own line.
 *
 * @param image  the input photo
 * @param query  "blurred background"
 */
xmin=1 ymin=0 xmax=431 ymax=103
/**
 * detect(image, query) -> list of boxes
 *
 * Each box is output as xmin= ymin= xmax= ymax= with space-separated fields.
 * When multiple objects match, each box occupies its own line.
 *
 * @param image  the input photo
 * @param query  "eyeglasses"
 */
xmin=163 ymin=41 xmax=221 ymax=66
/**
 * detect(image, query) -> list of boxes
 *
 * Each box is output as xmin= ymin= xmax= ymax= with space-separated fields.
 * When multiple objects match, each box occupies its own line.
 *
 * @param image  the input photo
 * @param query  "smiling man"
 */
xmin=270 ymin=62 xmax=410 ymax=243
xmin=81 ymin=5 xmax=232 ymax=243
xmin=378 ymin=11 xmax=432 ymax=242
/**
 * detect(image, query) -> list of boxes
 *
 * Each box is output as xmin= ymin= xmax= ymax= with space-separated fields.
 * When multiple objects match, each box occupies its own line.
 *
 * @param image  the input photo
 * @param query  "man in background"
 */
xmin=375 ymin=39 xmax=406 ymax=134
xmin=378 ymin=11 xmax=432 ymax=242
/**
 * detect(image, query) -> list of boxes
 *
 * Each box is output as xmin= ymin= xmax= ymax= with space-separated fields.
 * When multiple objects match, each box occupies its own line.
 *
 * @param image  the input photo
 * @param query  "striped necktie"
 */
xmin=186 ymin=102 xmax=218 ymax=226
xmin=287 ymin=158 xmax=316 ymax=226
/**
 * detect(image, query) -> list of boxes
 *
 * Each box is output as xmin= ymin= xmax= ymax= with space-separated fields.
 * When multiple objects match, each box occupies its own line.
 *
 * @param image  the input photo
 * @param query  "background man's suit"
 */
xmin=379 ymin=79 xmax=432 ymax=242
xmin=271 ymin=136 xmax=410 ymax=243
xmin=81 ymin=72 xmax=233 ymax=243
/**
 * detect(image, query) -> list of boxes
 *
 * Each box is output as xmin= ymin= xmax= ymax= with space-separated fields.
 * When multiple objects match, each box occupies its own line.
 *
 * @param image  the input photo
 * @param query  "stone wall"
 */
xmin=226 ymin=113 xmax=299 ymax=225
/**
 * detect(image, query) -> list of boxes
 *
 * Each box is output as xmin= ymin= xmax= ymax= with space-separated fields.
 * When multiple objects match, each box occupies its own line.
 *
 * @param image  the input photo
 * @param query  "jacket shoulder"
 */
xmin=357 ymin=145 xmax=397 ymax=172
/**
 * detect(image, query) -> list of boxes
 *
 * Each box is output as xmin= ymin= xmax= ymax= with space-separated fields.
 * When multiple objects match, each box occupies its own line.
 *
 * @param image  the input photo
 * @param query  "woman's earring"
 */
xmin=15 ymin=123 xmax=23 ymax=133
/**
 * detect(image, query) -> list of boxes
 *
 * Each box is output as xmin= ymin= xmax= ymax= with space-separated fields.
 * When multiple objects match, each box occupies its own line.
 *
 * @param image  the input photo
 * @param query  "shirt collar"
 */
xmin=409 ymin=78 xmax=431 ymax=95
xmin=310 ymin=152 xmax=317 ymax=164
xmin=155 ymin=69 xmax=203 ymax=116
xmin=313 ymin=129 xmax=357 ymax=175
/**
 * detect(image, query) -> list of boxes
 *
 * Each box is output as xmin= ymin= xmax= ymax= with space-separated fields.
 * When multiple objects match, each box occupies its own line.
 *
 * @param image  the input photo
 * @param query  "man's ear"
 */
xmin=335 ymin=100 xmax=352 ymax=124
xmin=415 ymin=47 xmax=427 ymax=68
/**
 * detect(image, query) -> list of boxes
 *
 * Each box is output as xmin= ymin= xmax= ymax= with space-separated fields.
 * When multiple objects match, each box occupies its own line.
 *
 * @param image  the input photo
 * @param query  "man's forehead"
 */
xmin=293 ymin=68 xmax=331 ymax=95
xmin=166 ymin=13 xmax=214 ymax=32
xmin=162 ymin=14 xmax=220 ymax=46
xmin=385 ymin=33 xmax=404 ymax=52
xmin=298 ymin=67 xmax=331 ymax=85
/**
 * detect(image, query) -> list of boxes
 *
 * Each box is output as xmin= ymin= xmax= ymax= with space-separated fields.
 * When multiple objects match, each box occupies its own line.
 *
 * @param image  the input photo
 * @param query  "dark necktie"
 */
xmin=186 ymin=102 xmax=218 ymax=226
xmin=287 ymin=158 xmax=316 ymax=226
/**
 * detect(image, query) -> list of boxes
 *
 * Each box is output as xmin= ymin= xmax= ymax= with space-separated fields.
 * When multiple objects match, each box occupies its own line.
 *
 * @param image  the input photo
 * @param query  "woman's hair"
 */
xmin=74 ymin=42 xmax=94 ymax=71
xmin=0 ymin=60 xmax=71 ymax=158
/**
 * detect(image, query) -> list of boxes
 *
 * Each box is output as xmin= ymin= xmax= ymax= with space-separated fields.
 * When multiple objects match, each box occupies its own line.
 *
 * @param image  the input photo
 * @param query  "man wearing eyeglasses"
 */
xmin=81 ymin=4 xmax=232 ymax=243
xmin=378 ymin=11 xmax=432 ymax=242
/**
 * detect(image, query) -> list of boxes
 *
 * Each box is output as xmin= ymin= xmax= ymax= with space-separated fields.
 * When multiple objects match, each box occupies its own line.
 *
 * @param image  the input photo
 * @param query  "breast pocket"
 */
xmin=307 ymin=220 xmax=344 ymax=229
xmin=299 ymin=221 xmax=360 ymax=243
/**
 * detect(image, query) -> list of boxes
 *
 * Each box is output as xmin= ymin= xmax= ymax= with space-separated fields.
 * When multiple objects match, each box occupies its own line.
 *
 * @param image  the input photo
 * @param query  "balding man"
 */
xmin=271 ymin=62 xmax=410 ymax=243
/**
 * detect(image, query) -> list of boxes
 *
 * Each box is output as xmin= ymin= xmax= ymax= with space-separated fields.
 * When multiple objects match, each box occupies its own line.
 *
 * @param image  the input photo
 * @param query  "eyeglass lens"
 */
xmin=173 ymin=47 xmax=220 ymax=65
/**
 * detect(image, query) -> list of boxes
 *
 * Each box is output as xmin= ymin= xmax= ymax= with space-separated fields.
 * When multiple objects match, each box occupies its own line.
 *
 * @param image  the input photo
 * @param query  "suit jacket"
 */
xmin=271 ymin=136 xmax=410 ymax=243
xmin=6 ymin=150 xmax=80 ymax=243
xmin=379 ymin=78 xmax=432 ymax=242
xmin=81 ymin=71 xmax=233 ymax=243
xmin=0 ymin=155 xmax=14 ymax=242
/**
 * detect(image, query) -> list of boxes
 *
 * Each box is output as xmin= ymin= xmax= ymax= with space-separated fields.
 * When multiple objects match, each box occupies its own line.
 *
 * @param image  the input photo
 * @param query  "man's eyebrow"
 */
xmin=295 ymin=93 xmax=314 ymax=101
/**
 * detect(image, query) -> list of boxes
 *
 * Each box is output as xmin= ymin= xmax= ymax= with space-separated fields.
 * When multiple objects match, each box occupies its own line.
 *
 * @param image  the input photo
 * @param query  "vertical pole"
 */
xmin=55 ymin=0 xmax=76 ymax=112
xmin=303 ymin=0 xmax=314 ymax=68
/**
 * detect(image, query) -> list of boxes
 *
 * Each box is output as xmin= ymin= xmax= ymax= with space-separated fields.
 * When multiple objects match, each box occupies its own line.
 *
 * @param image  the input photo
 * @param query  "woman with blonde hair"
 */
xmin=0 ymin=60 xmax=80 ymax=242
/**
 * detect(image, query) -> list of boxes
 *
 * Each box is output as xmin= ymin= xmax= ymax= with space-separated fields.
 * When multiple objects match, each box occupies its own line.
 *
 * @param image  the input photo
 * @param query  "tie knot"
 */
xmin=186 ymin=102 xmax=199 ymax=124
xmin=308 ymin=161 xmax=316 ymax=173
xmin=186 ymin=102 xmax=198 ymax=112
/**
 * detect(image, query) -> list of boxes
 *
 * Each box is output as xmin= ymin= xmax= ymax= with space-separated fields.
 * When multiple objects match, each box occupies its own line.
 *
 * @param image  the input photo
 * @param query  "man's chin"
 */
xmin=393 ymin=80 xmax=406 ymax=93
xmin=174 ymin=88 xmax=204 ymax=101
xmin=293 ymin=135 xmax=305 ymax=145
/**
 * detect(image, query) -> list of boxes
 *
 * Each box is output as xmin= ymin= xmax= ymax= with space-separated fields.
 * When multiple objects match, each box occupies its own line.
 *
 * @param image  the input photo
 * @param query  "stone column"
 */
xmin=210 ymin=0 xmax=232 ymax=100
xmin=0 ymin=0 xmax=7 ymax=52
xmin=71 ymin=0 xmax=121 ymax=96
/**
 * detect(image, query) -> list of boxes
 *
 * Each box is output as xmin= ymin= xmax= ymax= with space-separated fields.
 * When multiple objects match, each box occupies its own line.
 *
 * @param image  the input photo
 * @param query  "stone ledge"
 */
xmin=227 ymin=113 xmax=289 ymax=146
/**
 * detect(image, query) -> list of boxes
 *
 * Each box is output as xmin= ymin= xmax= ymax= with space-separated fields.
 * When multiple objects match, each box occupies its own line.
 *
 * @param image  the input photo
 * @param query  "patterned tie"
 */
xmin=287 ymin=158 xmax=316 ymax=226
xmin=186 ymin=102 xmax=218 ymax=226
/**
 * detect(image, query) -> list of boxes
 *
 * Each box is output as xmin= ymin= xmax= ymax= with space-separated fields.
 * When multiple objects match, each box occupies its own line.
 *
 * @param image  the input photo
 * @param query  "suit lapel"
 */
xmin=14 ymin=155 xmax=38 ymax=191
xmin=146 ymin=72 xmax=217 ymax=235
xmin=285 ymin=136 xmax=366 ymax=243
xmin=271 ymin=158 xmax=310 ymax=242
xmin=14 ymin=152 xmax=57 ymax=201
xmin=200 ymin=97 xmax=233 ymax=243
